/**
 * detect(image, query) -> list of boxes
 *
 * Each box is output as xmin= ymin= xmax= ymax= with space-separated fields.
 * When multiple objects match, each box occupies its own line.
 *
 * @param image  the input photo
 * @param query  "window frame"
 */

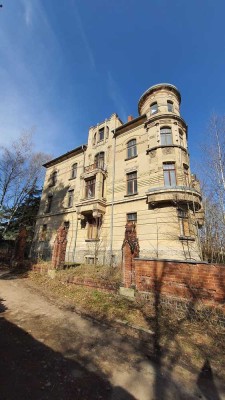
xmin=98 ymin=128 xmax=104 ymax=142
xmin=150 ymin=102 xmax=158 ymax=115
xmin=160 ymin=127 xmax=172 ymax=146
xmin=167 ymin=100 xmax=174 ymax=112
xmin=45 ymin=195 xmax=53 ymax=213
xmin=85 ymin=177 xmax=96 ymax=199
xmin=127 ymin=139 xmax=137 ymax=159
xmin=163 ymin=162 xmax=176 ymax=187
xmin=71 ymin=163 xmax=77 ymax=179
xmin=126 ymin=171 xmax=138 ymax=195
xmin=67 ymin=189 xmax=74 ymax=208
xmin=127 ymin=212 xmax=137 ymax=223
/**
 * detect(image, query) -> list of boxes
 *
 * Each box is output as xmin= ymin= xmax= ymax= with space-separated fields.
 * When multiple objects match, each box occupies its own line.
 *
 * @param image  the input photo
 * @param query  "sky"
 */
xmin=0 ymin=0 xmax=225 ymax=169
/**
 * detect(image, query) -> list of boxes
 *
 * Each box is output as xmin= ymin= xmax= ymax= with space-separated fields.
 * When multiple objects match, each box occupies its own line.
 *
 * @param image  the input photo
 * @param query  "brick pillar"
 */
xmin=122 ymin=222 xmax=139 ymax=288
xmin=12 ymin=226 xmax=28 ymax=267
xmin=52 ymin=224 xmax=68 ymax=269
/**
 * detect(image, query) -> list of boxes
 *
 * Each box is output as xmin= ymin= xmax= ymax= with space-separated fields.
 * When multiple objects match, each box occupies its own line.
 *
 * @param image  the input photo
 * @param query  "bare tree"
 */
xmin=0 ymin=132 xmax=50 ymax=236
xmin=199 ymin=114 xmax=225 ymax=262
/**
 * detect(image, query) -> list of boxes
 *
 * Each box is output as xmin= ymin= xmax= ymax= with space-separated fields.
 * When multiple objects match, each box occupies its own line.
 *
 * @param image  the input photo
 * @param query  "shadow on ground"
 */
xmin=0 ymin=299 xmax=135 ymax=400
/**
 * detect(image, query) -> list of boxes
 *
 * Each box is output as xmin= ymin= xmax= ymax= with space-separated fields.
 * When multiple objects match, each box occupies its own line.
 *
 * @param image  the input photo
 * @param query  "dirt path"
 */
xmin=0 ymin=270 xmax=224 ymax=400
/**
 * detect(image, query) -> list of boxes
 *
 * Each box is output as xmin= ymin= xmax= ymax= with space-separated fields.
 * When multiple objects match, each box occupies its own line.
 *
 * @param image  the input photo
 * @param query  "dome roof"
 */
xmin=138 ymin=83 xmax=181 ymax=114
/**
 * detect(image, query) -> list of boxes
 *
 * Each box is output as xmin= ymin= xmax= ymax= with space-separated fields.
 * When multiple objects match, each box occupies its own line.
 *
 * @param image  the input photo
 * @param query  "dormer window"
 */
xmin=150 ymin=102 xmax=158 ymax=115
xmin=98 ymin=128 xmax=104 ymax=142
xmin=71 ymin=163 xmax=77 ymax=179
xmin=167 ymin=100 xmax=174 ymax=112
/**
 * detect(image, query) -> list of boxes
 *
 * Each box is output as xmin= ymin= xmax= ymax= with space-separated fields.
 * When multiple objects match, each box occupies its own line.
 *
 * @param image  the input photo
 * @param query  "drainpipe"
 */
xmin=73 ymin=145 xmax=86 ymax=261
xmin=109 ymin=129 xmax=116 ymax=265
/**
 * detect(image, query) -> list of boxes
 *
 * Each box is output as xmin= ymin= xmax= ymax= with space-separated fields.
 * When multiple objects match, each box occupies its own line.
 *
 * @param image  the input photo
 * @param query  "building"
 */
xmin=32 ymin=83 xmax=204 ymax=265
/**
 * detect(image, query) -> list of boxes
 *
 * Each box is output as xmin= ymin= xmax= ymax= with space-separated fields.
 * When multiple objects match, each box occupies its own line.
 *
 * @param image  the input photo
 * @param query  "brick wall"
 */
xmin=134 ymin=259 xmax=225 ymax=308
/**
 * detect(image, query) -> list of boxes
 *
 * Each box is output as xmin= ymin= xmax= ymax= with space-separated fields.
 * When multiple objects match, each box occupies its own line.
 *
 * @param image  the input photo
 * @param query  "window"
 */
xmin=183 ymin=164 xmax=189 ymax=186
xmin=64 ymin=221 xmax=70 ymax=231
xmin=150 ymin=102 xmax=158 ymax=115
xmin=98 ymin=128 xmax=104 ymax=142
xmin=95 ymin=152 xmax=105 ymax=169
xmin=71 ymin=163 xmax=77 ymax=179
xmin=127 ymin=171 xmax=137 ymax=195
xmin=68 ymin=189 xmax=74 ymax=208
xmin=50 ymin=171 xmax=57 ymax=186
xmin=93 ymin=132 xmax=97 ymax=145
xmin=46 ymin=195 xmax=53 ymax=213
xmin=163 ymin=163 xmax=176 ymax=187
xmin=127 ymin=212 xmax=137 ymax=223
xmin=85 ymin=178 xmax=95 ymax=198
xmin=178 ymin=209 xmax=190 ymax=237
xmin=127 ymin=139 xmax=137 ymax=159
xmin=179 ymin=129 xmax=184 ymax=147
xmin=40 ymin=224 xmax=47 ymax=241
xmin=167 ymin=100 xmax=174 ymax=112
xmin=160 ymin=127 xmax=172 ymax=145
xmin=87 ymin=215 xmax=101 ymax=240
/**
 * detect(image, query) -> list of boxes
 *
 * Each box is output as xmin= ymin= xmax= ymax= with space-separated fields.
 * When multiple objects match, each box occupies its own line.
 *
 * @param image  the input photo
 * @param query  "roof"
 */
xmin=138 ymin=83 xmax=181 ymax=114
xmin=113 ymin=114 xmax=146 ymax=137
xmin=43 ymin=145 xmax=87 ymax=168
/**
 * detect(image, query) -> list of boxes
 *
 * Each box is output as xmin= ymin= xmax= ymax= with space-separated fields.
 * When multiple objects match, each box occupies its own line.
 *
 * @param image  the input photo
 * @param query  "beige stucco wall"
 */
xmin=33 ymin=84 xmax=203 ymax=264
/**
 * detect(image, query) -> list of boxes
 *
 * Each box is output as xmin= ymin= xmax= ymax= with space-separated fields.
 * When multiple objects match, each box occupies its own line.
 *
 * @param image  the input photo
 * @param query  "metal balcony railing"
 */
xmin=84 ymin=162 xmax=106 ymax=173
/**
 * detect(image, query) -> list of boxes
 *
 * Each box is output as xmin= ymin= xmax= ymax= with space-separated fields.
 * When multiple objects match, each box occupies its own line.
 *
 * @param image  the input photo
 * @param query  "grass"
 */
xmin=26 ymin=267 xmax=225 ymax=381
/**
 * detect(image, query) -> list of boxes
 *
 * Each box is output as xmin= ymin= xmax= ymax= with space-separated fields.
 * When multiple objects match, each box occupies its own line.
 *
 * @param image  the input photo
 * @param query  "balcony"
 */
xmin=147 ymin=186 xmax=202 ymax=211
xmin=84 ymin=162 xmax=106 ymax=174
xmin=76 ymin=198 xmax=106 ymax=219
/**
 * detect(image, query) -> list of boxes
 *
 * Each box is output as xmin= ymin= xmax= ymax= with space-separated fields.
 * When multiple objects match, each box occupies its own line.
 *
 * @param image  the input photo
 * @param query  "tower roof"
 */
xmin=138 ymin=83 xmax=181 ymax=114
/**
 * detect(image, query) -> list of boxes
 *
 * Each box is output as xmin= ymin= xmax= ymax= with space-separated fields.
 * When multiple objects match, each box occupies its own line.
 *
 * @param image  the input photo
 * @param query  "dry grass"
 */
xmin=26 ymin=268 xmax=225 ymax=380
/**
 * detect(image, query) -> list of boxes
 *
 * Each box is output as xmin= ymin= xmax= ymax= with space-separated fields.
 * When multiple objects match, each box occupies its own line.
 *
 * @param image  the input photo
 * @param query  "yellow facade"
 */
xmin=33 ymin=83 xmax=203 ymax=264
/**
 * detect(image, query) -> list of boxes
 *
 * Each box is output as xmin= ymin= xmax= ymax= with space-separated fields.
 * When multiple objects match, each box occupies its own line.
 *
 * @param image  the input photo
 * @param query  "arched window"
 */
xmin=98 ymin=128 xmax=104 ymax=142
xmin=167 ymin=100 xmax=173 ymax=112
xmin=160 ymin=127 xmax=172 ymax=145
xmin=150 ymin=102 xmax=158 ymax=115
xmin=127 ymin=139 xmax=137 ymax=159
xmin=93 ymin=132 xmax=97 ymax=146
xmin=71 ymin=163 xmax=77 ymax=179
xmin=95 ymin=152 xmax=105 ymax=169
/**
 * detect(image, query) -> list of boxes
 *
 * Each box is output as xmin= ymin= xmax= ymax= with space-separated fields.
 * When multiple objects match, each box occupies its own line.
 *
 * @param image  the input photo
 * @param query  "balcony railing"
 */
xmin=84 ymin=162 xmax=106 ymax=173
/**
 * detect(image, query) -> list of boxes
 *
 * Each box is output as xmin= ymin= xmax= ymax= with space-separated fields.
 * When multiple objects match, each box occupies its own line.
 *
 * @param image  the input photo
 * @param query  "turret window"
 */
xmin=179 ymin=129 xmax=184 ymax=147
xmin=167 ymin=100 xmax=174 ymax=112
xmin=163 ymin=162 xmax=176 ymax=187
xmin=178 ymin=209 xmax=190 ymax=237
xmin=127 ymin=139 xmax=137 ymax=159
xmin=183 ymin=164 xmax=189 ymax=186
xmin=150 ymin=102 xmax=158 ymax=115
xmin=160 ymin=127 xmax=172 ymax=145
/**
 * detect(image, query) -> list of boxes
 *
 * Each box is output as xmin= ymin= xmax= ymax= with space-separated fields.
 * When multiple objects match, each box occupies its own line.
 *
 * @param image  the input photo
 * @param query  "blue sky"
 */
xmin=0 ymin=0 xmax=225 ymax=168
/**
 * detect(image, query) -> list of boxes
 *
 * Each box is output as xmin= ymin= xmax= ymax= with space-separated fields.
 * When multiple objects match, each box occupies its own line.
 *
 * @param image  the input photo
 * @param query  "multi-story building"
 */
xmin=33 ymin=83 xmax=204 ymax=264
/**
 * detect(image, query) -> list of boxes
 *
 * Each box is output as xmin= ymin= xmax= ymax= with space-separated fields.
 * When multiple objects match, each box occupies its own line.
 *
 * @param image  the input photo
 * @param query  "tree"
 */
xmin=199 ymin=114 xmax=225 ymax=262
xmin=0 ymin=132 xmax=50 ymax=238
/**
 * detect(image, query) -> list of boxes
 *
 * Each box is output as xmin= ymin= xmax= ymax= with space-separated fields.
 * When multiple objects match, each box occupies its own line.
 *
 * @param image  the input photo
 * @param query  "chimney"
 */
xmin=127 ymin=115 xmax=133 ymax=122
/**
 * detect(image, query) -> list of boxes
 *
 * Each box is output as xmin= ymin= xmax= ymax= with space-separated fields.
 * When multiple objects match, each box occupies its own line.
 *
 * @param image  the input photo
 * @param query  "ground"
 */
xmin=0 ymin=267 xmax=224 ymax=400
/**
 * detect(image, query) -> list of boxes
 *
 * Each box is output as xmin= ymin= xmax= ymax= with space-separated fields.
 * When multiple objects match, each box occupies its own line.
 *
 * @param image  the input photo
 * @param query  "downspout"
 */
xmin=110 ymin=129 xmax=116 ymax=265
xmin=73 ymin=145 xmax=86 ymax=261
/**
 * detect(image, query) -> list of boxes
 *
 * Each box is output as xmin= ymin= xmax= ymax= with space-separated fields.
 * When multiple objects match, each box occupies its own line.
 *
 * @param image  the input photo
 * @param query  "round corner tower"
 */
xmin=138 ymin=83 xmax=203 ymax=260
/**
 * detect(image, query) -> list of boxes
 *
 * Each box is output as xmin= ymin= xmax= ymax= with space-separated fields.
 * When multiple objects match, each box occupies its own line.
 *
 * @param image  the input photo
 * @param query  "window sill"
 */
xmin=125 ymin=155 xmax=138 ymax=161
xmin=124 ymin=192 xmax=138 ymax=197
xmin=179 ymin=236 xmax=195 ymax=241
xmin=85 ymin=239 xmax=100 ymax=242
